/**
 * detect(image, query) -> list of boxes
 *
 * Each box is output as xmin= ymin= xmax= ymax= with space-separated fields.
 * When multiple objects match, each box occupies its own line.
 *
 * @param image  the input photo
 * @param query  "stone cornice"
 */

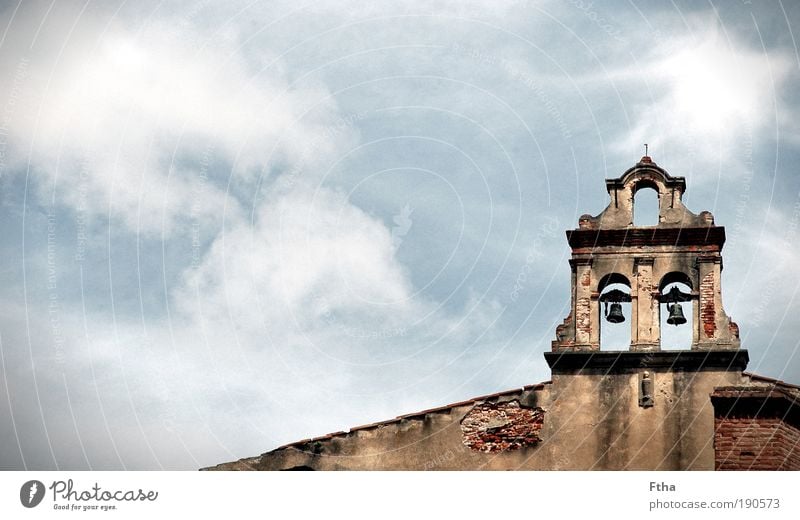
xmin=566 ymin=226 xmax=726 ymax=250
xmin=545 ymin=349 xmax=749 ymax=373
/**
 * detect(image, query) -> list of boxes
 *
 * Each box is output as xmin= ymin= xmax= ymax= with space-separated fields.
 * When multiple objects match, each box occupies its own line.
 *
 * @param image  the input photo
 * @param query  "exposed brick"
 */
xmin=714 ymin=417 xmax=800 ymax=470
xmin=729 ymin=321 xmax=739 ymax=338
xmin=460 ymin=401 xmax=544 ymax=452
xmin=700 ymin=272 xmax=716 ymax=338
xmin=576 ymin=297 xmax=591 ymax=336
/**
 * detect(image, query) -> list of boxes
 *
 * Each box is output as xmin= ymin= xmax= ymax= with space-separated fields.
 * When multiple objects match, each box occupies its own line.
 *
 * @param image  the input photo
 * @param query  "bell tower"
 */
xmin=552 ymin=155 xmax=741 ymax=352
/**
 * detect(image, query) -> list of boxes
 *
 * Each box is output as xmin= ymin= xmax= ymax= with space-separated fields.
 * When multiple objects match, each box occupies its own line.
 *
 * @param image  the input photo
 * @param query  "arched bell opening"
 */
xmin=632 ymin=181 xmax=660 ymax=227
xmin=598 ymin=273 xmax=632 ymax=351
xmin=659 ymin=273 xmax=694 ymax=350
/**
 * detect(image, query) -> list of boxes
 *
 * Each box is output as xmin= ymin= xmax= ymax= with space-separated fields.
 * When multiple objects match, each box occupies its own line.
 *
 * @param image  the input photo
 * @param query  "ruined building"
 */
xmin=207 ymin=157 xmax=800 ymax=470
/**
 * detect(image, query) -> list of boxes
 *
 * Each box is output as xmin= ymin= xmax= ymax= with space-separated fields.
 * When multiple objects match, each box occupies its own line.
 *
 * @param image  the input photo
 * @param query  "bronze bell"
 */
xmin=666 ymin=302 xmax=687 ymax=326
xmin=606 ymin=302 xmax=625 ymax=324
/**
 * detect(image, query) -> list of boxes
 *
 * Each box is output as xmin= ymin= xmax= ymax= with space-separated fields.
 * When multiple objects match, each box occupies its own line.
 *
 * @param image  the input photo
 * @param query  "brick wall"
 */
xmin=714 ymin=417 xmax=800 ymax=470
xmin=460 ymin=400 xmax=544 ymax=452
xmin=700 ymin=272 xmax=716 ymax=338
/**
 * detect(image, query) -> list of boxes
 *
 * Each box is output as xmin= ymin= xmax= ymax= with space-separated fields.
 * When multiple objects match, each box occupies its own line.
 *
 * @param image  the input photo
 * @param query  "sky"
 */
xmin=0 ymin=0 xmax=799 ymax=470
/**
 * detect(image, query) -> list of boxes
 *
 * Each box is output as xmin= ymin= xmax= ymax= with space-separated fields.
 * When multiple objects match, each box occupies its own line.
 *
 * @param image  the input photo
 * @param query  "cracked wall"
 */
xmin=460 ymin=401 xmax=544 ymax=452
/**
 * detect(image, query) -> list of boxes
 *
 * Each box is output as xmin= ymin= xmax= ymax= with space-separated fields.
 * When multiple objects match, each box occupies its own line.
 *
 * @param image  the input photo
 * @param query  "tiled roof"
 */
xmin=272 ymin=373 xmax=799 ymax=452
xmin=272 ymin=382 xmax=550 ymax=452
xmin=713 ymin=372 xmax=800 ymax=402
xmin=712 ymin=385 xmax=798 ymax=401
xmin=713 ymin=373 xmax=800 ymax=427
xmin=204 ymin=370 xmax=800 ymax=470
xmin=743 ymin=372 xmax=800 ymax=392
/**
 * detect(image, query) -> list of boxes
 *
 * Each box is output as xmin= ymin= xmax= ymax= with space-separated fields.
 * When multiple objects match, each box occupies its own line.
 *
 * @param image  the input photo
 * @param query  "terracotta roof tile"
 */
xmin=273 ymin=381 xmax=551 ymax=452
xmin=744 ymin=371 xmax=800 ymax=391
xmin=712 ymin=385 xmax=797 ymax=401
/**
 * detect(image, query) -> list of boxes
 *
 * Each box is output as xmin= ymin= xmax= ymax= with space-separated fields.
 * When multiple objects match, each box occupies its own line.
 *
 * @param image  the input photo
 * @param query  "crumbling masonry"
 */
xmin=205 ymin=157 xmax=799 ymax=471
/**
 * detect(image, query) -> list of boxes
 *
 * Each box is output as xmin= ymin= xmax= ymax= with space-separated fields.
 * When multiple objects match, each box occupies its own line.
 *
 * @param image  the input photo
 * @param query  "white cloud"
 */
xmin=176 ymin=185 xmax=415 ymax=339
xmin=613 ymin=19 xmax=792 ymax=172
xmin=173 ymin=180 xmax=508 ymax=370
xmin=3 ymin=1 xmax=798 ymax=471
xmin=0 ymin=180 xmax=511 ymax=467
xmin=0 ymin=7 xmax=357 ymax=234
xmin=662 ymin=39 xmax=767 ymax=131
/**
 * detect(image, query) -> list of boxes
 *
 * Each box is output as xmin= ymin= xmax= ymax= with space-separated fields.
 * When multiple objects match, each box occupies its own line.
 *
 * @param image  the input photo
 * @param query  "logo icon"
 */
xmin=20 ymin=480 xmax=45 ymax=508
xmin=390 ymin=203 xmax=413 ymax=251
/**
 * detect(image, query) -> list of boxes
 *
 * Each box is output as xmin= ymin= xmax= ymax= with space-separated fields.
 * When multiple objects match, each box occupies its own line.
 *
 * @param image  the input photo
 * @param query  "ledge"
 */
xmin=566 ymin=226 xmax=726 ymax=249
xmin=544 ymin=349 xmax=749 ymax=373
xmin=712 ymin=385 xmax=800 ymax=427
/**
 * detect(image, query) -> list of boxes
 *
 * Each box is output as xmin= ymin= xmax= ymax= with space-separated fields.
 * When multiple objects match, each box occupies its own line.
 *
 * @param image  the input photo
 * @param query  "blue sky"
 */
xmin=1 ymin=0 xmax=799 ymax=469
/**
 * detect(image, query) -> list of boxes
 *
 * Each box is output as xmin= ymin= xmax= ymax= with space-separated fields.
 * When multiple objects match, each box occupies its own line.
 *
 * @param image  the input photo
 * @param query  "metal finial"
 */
xmin=644 ymin=143 xmax=648 ymax=156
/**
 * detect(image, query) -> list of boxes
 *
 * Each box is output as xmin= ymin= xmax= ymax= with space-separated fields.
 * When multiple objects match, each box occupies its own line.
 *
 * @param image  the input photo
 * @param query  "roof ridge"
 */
xmin=744 ymin=371 xmax=800 ymax=390
xmin=272 ymin=381 xmax=551 ymax=452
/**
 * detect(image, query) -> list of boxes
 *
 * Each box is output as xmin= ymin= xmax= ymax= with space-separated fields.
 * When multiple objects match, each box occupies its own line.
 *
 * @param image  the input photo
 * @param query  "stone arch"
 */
xmin=598 ymin=273 xmax=632 ymax=351
xmin=553 ymin=157 xmax=738 ymax=353
xmin=631 ymin=177 xmax=662 ymax=195
xmin=577 ymin=159 xmax=709 ymax=230
xmin=633 ymin=182 xmax=660 ymax=226
xmin=617 ymin=162 xmax=677 ymax=195
xmin=658 ymin=271 xmax=695 ymax=350
xmin=658 ymin=271 xmax=694 ymax=292
xmin=597 ymin=272 xmax=631 ymax=293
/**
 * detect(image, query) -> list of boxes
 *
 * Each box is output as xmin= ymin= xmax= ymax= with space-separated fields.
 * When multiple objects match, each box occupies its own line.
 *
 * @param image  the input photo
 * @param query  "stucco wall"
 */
xmin=206 ymin=353 xmax=755 ymax=471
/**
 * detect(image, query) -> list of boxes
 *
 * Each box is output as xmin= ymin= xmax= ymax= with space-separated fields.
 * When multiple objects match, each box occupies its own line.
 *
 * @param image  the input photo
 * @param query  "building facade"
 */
xmin=206 ymin=157 xmax=800 ymax=471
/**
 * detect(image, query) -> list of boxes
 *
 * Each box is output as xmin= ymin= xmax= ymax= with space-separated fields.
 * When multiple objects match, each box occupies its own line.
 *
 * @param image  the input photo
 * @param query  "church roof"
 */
xmin=271 ymin=381 xmax=551 ymax=453
xmin=265 ymin=372 xmax=799 ymax=454
xmin=203 ymin=371 xmax=798 ymax=470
